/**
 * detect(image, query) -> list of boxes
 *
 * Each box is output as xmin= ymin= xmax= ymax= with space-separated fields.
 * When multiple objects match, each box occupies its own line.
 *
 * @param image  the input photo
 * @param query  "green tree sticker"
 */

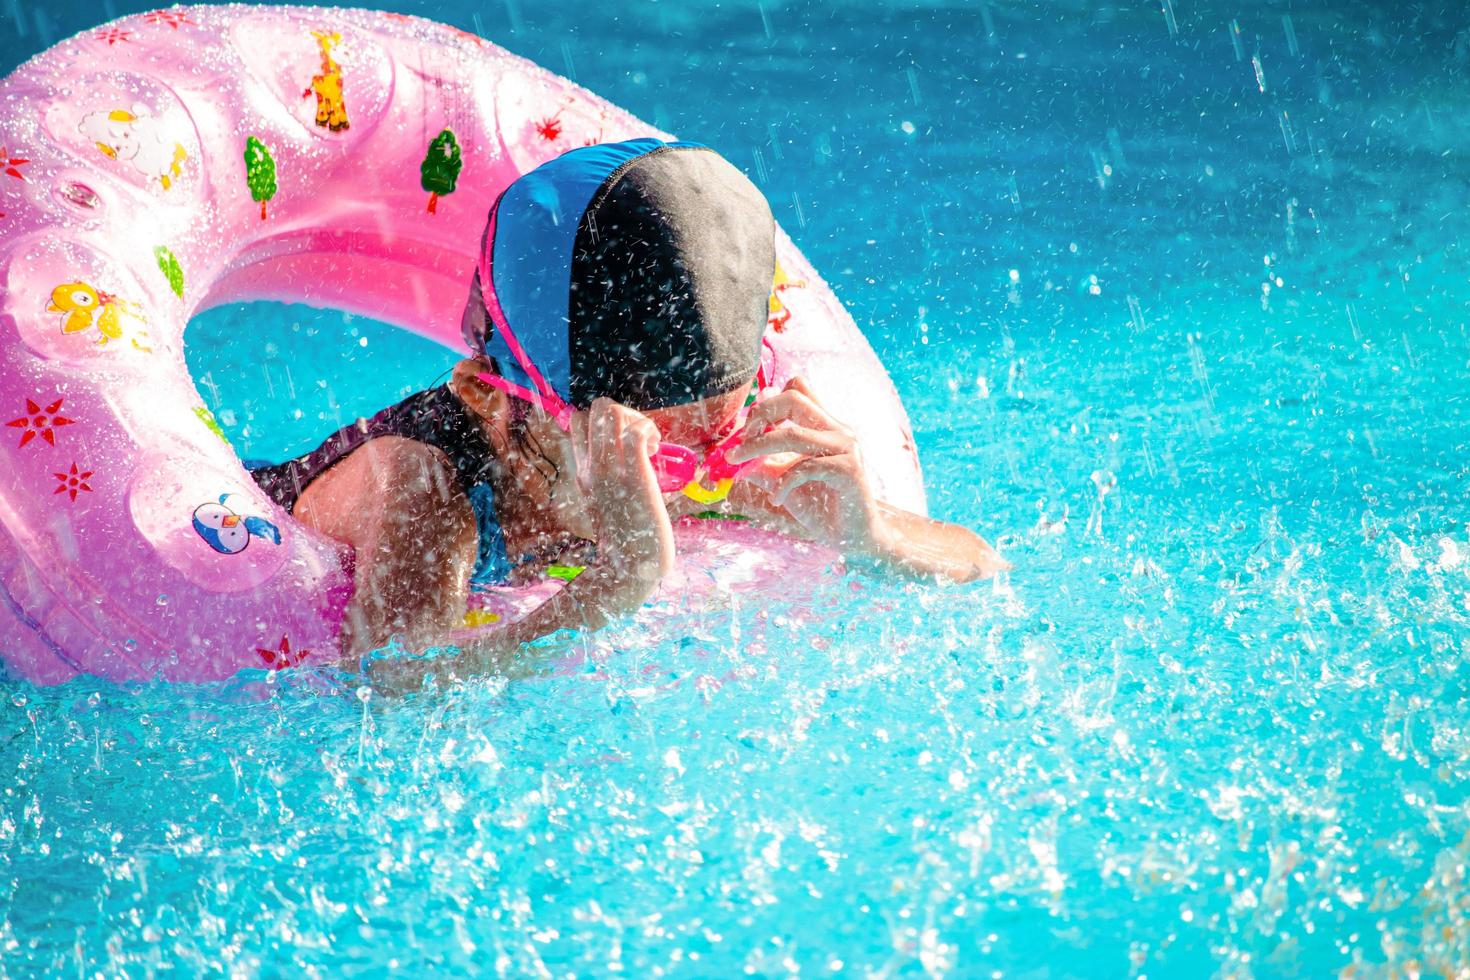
xmin=420 ymin=129 xmax=462 ymax=214
xmin=244 ymin=136 xmax=277 ymax=220
xmin=193 ymin=406 xmax=229 ymax=444
xmin=154 ymin=245 xmax=184 ymax=298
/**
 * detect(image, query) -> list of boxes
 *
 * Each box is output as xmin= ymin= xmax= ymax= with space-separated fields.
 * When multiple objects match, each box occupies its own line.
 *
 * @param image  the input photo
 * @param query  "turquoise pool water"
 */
xmin=5 ymin=1 xmax=1470 ymax=974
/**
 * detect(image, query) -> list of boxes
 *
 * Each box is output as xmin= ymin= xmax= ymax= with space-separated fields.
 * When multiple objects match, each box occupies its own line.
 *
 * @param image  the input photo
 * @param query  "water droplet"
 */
xmin=55 ymin=182 xmax=101 ymax=210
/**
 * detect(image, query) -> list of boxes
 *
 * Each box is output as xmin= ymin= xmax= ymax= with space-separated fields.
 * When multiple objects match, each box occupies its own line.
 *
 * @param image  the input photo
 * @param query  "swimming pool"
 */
xmin=5 ymin=0 xmax=1469 ymax=974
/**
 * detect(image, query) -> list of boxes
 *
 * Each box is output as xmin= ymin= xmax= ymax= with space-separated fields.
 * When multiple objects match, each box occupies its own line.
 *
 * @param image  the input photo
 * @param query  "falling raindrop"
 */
xmin=1126 ymin=295 xmax=1146 ymax=332
xmin=1160 ymin=0 xmax=1178 ymax=38
xmin=1086 ymin=470 xmax=1117 ymax=538
xmin=1279 ymin=110 xmax=1297 ymax=154
xmin=560 ymin=40 xmax=576 ymax=81
xmin=1282 ymin=15 xmax=1299 ymax=56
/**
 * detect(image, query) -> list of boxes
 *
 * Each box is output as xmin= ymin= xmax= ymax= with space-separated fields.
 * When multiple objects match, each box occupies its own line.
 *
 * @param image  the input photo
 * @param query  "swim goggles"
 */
xmin=473 ymin=309 xmax=770 ymax=504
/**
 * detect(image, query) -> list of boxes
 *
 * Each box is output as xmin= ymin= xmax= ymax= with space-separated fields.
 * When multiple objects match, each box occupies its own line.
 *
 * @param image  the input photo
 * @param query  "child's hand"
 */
xmin=725 ymin=377 xmax=883 ymax=549
xmin=573 ymin=398 xmax=676 ymax=599
xmin=725 ymin=377 xmax=1007 ymax=582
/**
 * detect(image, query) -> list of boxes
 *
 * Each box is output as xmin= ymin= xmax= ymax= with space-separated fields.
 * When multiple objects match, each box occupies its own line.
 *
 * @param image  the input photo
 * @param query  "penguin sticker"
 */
xmin=192 ymin=494 xmax=281 ymax=555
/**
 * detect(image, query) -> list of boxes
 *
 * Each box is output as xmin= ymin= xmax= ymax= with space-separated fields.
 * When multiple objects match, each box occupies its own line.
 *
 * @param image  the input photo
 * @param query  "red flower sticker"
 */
xmin=95 ymin=27 xmax=132 ymax=45
xmin=53 ymin=463 xmax=94 ymax=501
xmin=1 ymin=147 xmax=27 ymax=181
xmin=534 ymin=116 xmax=563 ymax=142
xmin=142 ymin=10 xmax=191 ymax=28
xmin=257 ymin=635 xmax=309 ymax=670
xmin=7 ymin=398 xmax=75 ymax=448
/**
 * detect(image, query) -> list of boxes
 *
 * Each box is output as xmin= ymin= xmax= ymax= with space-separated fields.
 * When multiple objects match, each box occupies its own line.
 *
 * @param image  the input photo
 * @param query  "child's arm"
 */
xmin=364 ymin=399 xmax=675 ymax=690
xmin=364 ymin=558 xmax=665 ymax=691
xmin=450 ymin=399 xmax=676 ymax=669
xmin=722 ymin=377 xmax=1008 ymax=582
xmin=866 ymin=501 xmax=1008 ymax=581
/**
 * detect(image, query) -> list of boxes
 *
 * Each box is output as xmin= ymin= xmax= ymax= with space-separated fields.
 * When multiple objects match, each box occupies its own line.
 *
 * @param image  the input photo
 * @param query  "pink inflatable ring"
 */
xmin=0 ymin=5 xmax=924 ymax=684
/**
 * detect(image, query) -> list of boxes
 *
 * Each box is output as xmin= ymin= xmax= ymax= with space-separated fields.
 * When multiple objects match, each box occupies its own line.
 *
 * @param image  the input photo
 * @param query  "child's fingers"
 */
xmin=727 ymin=423 xmax=853 ymax=462
xmin=613 ymin=408 xmax=659 ymax=481
xmin=587 ymin=399 xmax=643 ymax=467
xmin=590 ymin=399 xmax=664 ymax=495
xmin=586 ymin=399 xmax=619 ymax=478
xmin=783 ymin=376 xmax=826 ymax=405
xmin=621 ymin=409 xmax=659 ymax=456
xmin=569 ymin=409 xmax=590 ymax=473
xmin=741 ymin=382 xmax=846 ymax=437
xmin=742 ymin=393 xmax=832 ymax=435
xmin=771 ymin=455 xmax=860 ymax=507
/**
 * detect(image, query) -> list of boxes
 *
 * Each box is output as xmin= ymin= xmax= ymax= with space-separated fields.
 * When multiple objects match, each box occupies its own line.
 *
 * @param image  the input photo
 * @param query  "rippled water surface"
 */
xmin=5 ymin=0 xmax=1470 ymax=975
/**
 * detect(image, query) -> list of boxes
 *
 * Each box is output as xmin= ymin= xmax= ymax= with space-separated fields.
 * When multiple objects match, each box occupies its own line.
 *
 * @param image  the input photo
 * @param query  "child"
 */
xmin=249 ymin=138 xmax=1005 ymax=681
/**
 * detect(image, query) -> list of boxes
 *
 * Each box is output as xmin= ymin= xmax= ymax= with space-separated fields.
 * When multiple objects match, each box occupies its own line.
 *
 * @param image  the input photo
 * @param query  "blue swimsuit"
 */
xmin=248 ymin=385 xmax=513 ymax=585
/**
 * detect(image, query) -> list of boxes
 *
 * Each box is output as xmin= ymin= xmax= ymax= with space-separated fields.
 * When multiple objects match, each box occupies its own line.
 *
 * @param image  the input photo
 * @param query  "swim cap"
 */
xmin=463 ymin=138 xmax=776 ymax=411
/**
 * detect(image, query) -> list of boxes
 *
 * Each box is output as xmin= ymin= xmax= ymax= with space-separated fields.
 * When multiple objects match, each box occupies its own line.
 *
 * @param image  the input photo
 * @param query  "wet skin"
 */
xmin=291 ymin=358 xmax=1007 ymax=686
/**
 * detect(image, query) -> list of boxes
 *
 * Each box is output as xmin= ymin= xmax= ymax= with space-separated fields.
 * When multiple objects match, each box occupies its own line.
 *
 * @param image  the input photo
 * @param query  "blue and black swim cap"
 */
xmin=463 ymin=138 xmax=776 ymax=411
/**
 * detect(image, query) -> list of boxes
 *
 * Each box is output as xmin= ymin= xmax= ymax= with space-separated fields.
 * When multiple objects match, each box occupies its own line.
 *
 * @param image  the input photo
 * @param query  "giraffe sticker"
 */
xmin=768 ymin=262 xmax=806 ymax=333
xmin=302 ymin=31 xmax=350 ymax=132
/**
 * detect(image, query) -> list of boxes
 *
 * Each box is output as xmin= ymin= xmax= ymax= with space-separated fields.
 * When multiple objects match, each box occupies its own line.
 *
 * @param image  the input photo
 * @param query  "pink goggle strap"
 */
xmin=476 ymin=198 xmax=576 ymax=430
